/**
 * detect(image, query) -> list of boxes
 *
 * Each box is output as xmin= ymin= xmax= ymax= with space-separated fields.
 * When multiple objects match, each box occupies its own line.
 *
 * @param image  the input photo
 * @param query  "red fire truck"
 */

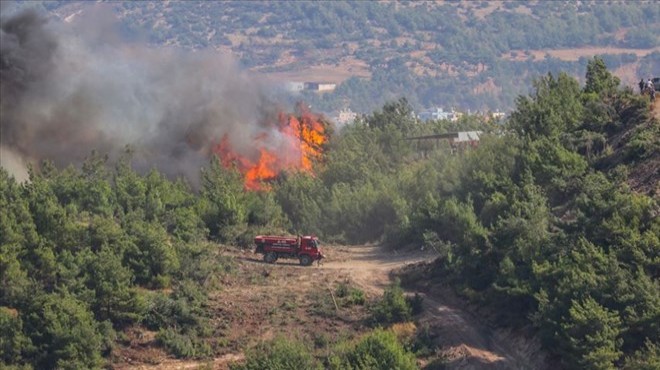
xmin=254 ymin=235 xmax=324 ymax=266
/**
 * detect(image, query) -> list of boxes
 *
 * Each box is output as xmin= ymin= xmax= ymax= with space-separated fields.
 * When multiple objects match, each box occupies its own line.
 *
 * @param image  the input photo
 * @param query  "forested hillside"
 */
xmin=2 ymin=57 xmax=658 ymax=369
xmin=35 ymin=0 xmax=660 ymax=114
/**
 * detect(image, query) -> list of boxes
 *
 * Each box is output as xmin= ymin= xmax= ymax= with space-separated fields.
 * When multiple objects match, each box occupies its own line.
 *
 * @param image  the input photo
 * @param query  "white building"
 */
xmin=304 ymin=82 xmax=337 ymax=92
xmin=454 ymin=131 xmax=482 ymax=143
xmin=417 ymin=108 xmax=462 ymax=122
xmin=489 ymin=110 xmax=506 ymax=121
xmin=285 ymin=82 xmax=305 ymax=93
xmin=333 ymin=108 xmax=357 ymax=126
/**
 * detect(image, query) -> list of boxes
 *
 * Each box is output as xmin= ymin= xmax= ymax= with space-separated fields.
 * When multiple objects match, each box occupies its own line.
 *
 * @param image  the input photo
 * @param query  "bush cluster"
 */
xmin=370 ymin=280 xmax=413 ymax=326
xmin=232 ymin=329 xmax=419 ymax=370
xmin=0 ymin=154 xmax=238 ymax=367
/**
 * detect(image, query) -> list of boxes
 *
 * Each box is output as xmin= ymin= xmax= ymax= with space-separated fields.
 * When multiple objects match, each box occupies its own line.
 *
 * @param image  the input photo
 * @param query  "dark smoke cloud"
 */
xmin=0 ymin=3 xmax=285 ymax=185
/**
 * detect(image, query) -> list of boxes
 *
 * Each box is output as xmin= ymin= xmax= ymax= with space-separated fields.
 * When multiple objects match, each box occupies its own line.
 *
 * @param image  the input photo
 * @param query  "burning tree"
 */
xmin=212 ymin=103 xmax=330 ymax=190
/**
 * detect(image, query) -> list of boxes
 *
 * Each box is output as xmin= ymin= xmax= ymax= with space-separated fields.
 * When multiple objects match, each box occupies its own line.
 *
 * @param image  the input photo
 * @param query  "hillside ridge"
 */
xmin=37 ymin=0 xmax=659 ymax=113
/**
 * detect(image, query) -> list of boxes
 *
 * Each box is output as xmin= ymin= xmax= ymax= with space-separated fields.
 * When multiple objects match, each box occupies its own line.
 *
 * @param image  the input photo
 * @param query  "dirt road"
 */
xmin=321 ymin=245 xmax=432 ymax=295
xmin=117 ymin=244 xmax=546 ymax=369
xmin=323 ymin=245 xmax=547 ymax=370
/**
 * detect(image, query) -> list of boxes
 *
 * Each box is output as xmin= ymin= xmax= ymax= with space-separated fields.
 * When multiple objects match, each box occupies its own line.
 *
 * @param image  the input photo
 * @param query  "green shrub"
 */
xmin=348 ymin=288 xmax=366 ymax=306
xmin=411 ymin=324 xmax=435 ymax=357
xmin=406 ymin=293 xmax=424 ymax=316
xmin=308 ymin=290 xmax=338 ymax=318
xmin=336 ymin=282 xmax=365 ymax=306
xmin=156 ymin=328 xmax=212 ymax=359
xmin=625 ymin=124 xmax=660 ymax=160
xmin=370 ymin=279 xmax=412 ymax=325
xmin=328 ymin=328 xmax=418 ymax=370
xmin=336 ymin=282 xmax=350 ymax=298
xmin=23 ymin=293 xmax=103 ymax=370
xmin=144 ymin=281 xmax=208 ymax=334
xmin=144 ymin=281 xmax=216 ymax=358
xmin=0 ymin=307 xmax=33 ymax=366
xmin=230 ymin=337 xmax=322 ymax=370
xmin=623 ymin=340 xmax=660 ymax=370
xmin=313 ymin=332 xmax=330 ymax=349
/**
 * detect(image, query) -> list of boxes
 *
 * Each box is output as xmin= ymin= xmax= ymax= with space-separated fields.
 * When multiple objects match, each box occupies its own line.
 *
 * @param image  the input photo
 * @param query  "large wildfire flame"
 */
xmin=212 ymin=104 xmax=328 ymax=190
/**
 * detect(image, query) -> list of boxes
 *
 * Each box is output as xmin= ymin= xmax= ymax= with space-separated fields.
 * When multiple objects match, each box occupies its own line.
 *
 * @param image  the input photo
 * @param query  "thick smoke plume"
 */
xmin=0 ymin=4 xmax=285 ymax=185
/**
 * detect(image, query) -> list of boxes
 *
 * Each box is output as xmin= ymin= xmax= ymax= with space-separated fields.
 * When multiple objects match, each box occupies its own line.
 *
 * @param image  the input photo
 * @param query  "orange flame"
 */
xmin=212 ymin=104 xmax=328 ymax=190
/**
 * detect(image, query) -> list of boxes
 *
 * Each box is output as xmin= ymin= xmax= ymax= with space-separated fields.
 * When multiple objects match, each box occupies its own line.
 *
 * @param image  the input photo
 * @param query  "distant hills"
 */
xmin=33 ymin=1 xmax=660 ymax=114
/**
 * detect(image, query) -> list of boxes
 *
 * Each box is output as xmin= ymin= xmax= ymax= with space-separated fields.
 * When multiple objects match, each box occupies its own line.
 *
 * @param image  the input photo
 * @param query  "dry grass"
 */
xmin=261 ymin=58 xmax=371 ymax=84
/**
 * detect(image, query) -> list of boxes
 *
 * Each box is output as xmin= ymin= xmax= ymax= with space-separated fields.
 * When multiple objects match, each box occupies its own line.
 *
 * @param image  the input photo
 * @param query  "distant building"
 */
xmin=333 ymin=108 xmax=357 ymax=126
xmin=285 ymin=82 xmax=305 ymax=93
xmin=406 ymin=131 xmax=482 ymax=154
xmin=304 ymin=82 xmax=337 ymax=92
xmin=453 ymin=131 xmax=482 ymax=144
xmin=450 ymin=131 xmax=482 ymax=152
xmin=417 ymin=107 xmax=462 ymax=122
xmin=283 ymin=81 xmax=337 ymax=93
xmin=489 ymin=110 xmax=506 ymax=121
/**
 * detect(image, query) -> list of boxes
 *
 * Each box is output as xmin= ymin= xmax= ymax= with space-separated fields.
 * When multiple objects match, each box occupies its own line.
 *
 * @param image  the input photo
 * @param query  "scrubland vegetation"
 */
xmin=2 ymin=58 xmax=658 ymax=369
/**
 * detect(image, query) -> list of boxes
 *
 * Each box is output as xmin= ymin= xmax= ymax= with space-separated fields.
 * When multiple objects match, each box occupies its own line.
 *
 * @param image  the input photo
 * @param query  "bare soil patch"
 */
xmin=260 ymin=58 xmax=371 ymax=84
xmin=472 ymin=1 xmax=504 ymax=20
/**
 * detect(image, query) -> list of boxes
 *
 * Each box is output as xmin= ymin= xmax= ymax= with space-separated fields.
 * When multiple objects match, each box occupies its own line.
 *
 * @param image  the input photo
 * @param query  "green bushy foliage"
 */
xmin=0 ymin=155 xmax=235 ymax=367
xmin=200 ymin=157 xmax=249 ymax=242
xmin=370 ymin=279 xmax=412 ymax=325
xmin=124 ymin=220 xmax=179 ymax=287
xmin=335 ymin=282 xmax=366 ymax=307
xmin=560 ymin=297 xmax=623 ymax=370
xmin=87 ymin=247 xmax=146 ymax=326
xmin=22 ymin=292 xmax=103 ymax=370
xmin=327 ymin=328 xmax=418 ymax=370
xmin=509 ymin=72 xmax=583 ymax=141
xmin=230 ymin=337 xmax=322 ymax=370
xmin=156 ymin=328 xmax=212 ymax=359
xmin=143 ymin=280 xmax=216 ymax=358
xmin=346 ymin=59 xmax=657 ymax=368
xmin=144 ymin=281 xmax=209 ymax=334
xmin=274 ymin=171 xmax=324 ymax=236
xmin=0 ymin=307 xmax=33 ymax=366
xmin=411 ymin=324 xmax=435 ymax=357
xmin=583 ymin=56 xmax=620 ymax=96
xmin=406 ymin=293 xmax=424 ymax=316
xmin=623 ymin=340 xmax=660 ymax=370
xmin=625 ymin=122 xmax=660 ymax=161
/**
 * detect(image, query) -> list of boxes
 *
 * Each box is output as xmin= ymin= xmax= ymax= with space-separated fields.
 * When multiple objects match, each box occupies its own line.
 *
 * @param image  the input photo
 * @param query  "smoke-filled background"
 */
xmin=0 ymin=2 xmax=289 ymax=185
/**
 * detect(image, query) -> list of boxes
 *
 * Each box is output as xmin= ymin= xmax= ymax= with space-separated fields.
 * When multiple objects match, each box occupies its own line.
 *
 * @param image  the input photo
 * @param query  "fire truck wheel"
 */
xmin=299 ymin=255 xmax=312 ymax=266
xmin=264 ymin=252 xmax=278 ymax=264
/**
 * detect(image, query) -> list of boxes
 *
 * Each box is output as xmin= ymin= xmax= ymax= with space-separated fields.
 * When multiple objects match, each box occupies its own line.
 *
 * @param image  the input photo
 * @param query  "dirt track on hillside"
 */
xmin=118 ymin=245 xmax=546 ymax=370
xmin=324 ymin=245 xmax=547 ymax=370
